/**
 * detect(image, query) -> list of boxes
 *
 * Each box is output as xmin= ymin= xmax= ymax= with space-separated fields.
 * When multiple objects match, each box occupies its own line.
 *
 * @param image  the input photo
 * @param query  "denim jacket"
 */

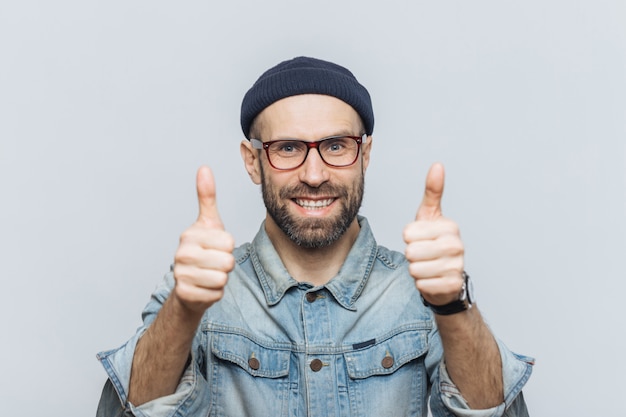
xmin=97 ymin=217 xmax=533 ymax=417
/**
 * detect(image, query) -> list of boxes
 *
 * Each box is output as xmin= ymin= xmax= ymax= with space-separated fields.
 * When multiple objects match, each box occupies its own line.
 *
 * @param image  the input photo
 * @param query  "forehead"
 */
xmin=255 ymin=94 xmax=363 ymax=140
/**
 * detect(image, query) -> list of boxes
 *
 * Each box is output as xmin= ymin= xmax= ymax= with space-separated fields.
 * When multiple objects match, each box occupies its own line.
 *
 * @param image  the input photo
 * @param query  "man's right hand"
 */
xmin=130 ymin=166 xmax=235 ymax=406
xmin=172 ymin=166 xmax=235 ymax=315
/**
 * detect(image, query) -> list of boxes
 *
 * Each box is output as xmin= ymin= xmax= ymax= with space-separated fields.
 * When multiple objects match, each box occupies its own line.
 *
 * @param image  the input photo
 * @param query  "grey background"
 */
xmin=1 ymin=1 xmax=624 ymax=416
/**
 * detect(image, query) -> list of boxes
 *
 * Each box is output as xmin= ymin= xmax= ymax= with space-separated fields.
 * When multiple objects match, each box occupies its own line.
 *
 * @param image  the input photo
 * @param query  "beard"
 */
xmin=261 ymin=168 xmax=364 ymax=249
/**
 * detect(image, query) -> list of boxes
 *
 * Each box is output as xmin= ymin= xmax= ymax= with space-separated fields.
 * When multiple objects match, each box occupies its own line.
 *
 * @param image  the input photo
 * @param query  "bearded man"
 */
xmin=97 ymin=56 xmax=533 ymax=417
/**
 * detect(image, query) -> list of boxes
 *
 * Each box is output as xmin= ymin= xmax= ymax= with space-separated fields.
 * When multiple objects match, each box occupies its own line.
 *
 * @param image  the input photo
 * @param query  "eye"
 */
xmin=329 ymin=142 xmax=343 ymax=151
xmin=279 ymin=144 xmax=295 ymax=153
xmin=271 ymin=141 xmax=305 ymax=156
xmin=323 ymin=137 xmax=350 ymax=153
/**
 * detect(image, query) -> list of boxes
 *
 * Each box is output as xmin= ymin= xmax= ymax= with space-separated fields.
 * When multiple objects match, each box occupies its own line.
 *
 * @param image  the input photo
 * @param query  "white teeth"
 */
xmin=295 ymin=198 xmax=334 ymax=209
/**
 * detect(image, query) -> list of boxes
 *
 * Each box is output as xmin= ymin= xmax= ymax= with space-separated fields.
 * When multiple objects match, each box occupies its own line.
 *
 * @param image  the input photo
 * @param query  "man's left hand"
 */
xmin=403 ymin=163 xmax=465 ymax=306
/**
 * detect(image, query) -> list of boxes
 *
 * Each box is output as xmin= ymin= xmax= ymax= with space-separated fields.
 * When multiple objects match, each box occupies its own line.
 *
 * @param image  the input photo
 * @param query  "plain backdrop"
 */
xmin=1 ymin=1 xmax=624 ymax=416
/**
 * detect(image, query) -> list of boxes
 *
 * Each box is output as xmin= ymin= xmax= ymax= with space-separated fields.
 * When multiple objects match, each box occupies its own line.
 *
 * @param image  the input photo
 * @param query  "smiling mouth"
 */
xmin=294 ymin=198 xmax=335 ymax=210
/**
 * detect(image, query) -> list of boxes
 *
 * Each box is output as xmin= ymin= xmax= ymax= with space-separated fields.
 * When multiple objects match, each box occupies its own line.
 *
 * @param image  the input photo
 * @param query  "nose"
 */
xmin=298 ymin=147 xmax=330 ymax=187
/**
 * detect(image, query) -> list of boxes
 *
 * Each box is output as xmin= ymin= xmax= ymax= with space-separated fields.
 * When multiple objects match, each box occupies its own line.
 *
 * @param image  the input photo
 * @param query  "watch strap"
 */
xmin=422 ymin=272 xmax=472 ymax=315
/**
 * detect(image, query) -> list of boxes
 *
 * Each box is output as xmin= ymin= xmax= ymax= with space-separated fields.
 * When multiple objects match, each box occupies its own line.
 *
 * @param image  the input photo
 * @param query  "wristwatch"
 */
xmin=422 ymin=271 xmax=474 ymax=315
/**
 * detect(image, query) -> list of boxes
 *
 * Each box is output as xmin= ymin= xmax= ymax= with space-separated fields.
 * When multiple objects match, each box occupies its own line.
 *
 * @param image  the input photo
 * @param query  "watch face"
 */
xmin=459 ymin=281 xmax=467 ymax=302
xmin=466 ymin=273 xmax=474 ymax=305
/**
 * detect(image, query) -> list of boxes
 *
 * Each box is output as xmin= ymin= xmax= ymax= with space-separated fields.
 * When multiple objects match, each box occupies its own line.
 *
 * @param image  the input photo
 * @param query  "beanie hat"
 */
xmin=240 ymin=56 xmax=374 ymax=138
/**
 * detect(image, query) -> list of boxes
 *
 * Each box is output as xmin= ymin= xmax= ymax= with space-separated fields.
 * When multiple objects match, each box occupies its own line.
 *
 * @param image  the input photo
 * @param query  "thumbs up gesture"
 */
xmin=403 ymin=163 xmax=465 ymax=307
xmin=172 ymin=166 xmax=235 ymax=315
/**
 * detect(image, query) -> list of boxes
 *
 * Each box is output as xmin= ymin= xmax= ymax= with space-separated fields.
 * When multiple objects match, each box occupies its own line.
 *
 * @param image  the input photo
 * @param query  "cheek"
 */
xmin=264 ymin=168 xmax=301 ymax=189
xmin=261 ymin=171 xmax=291 ymax=200
xmin=344 ymin=169 xmax=365 ymax=189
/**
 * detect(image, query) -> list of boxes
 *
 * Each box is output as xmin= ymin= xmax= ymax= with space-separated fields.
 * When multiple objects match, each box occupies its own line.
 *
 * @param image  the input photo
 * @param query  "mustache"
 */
xmin=279 ymin=183 xmax=349 ymax=199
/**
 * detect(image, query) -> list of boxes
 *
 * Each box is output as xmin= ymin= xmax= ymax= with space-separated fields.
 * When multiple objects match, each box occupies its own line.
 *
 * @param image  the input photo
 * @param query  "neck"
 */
xmin=264 ymin=215 xmax=361 ymax=286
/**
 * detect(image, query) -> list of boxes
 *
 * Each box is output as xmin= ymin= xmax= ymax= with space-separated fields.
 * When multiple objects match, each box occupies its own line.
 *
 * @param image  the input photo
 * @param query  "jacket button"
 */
xmin=306 ymin=293 xmax=317 ymax=303
xmin=248 ymin=357 xmax=260 ymax=370
xmin=381 ymin=355 xmax=394 ymax=369
xmin=310 ymin=359 xmax=323 ymax=372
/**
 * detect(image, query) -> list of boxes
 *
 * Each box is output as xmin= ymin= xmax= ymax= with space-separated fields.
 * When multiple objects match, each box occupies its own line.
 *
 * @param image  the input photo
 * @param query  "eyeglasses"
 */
xmin=250 ymin=134 xmax=367 ymax=171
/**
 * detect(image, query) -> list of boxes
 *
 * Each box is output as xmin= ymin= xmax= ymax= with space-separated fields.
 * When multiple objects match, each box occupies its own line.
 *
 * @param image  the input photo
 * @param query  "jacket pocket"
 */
xmin=207 ymin=331 xmax=293 ymax=416
xmin=344 ymin=329 xmax=428 ymax=378
xmin=210 ymin=332 xmax=290 ymax=378
xmin=343 ymin=329 xmax=429 ymax=416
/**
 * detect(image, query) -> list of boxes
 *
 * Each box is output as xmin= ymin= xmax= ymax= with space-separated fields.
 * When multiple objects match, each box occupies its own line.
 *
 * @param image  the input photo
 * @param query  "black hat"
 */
xmin=240 ymin=56 xmax=374 ymax=138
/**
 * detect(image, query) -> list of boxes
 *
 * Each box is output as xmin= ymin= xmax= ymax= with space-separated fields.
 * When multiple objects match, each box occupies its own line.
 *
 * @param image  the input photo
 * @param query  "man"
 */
xmin=97 ymin=56 xmax=533 ymax=416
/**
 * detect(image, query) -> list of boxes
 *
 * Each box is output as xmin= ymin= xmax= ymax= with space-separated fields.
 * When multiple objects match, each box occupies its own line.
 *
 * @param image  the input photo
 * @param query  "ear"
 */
xmin=240 ymin=140 xmax=262 ymax=184
xmin=361 ymin=135 xmax=373 ymax=173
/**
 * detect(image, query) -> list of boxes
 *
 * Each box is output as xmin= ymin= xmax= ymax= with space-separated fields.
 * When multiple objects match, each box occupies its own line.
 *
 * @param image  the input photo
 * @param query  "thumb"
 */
xmin=196 ymin=166 xmax=224 ymax=228
xmin=416 ymin=163 xmax=445 ymax=220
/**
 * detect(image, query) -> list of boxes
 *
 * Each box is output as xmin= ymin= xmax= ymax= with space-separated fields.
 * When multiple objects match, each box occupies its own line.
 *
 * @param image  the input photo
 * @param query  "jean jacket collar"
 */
xmin=250 ymin=216 xmax=378 ymax=311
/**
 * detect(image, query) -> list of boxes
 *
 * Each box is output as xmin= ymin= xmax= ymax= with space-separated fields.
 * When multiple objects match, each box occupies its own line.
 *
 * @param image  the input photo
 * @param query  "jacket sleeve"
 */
xmin=426 ymin=326 xmax=534 ymax=417
xmin=96 ymin=270 xmax=212 ymax=417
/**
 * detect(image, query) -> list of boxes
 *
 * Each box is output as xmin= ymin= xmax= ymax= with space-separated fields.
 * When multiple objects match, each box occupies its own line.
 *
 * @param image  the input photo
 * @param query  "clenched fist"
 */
xmin=403 ymin=163 xmax=465 ymax=307
xmin=173 ymin=166 xmax=235 ymax=315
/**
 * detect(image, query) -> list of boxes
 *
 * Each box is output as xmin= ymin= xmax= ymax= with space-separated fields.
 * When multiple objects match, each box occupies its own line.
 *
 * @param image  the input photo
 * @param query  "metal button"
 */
xmin=381 ymin=355 xmax=394 ymax=369
xmin=310 ymin=359 xmax=323 ymax=372
xmin=306 ymin=293 xmax=317 ymax=303
xmin=248 ymin=357 xmax=260 ymax=370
